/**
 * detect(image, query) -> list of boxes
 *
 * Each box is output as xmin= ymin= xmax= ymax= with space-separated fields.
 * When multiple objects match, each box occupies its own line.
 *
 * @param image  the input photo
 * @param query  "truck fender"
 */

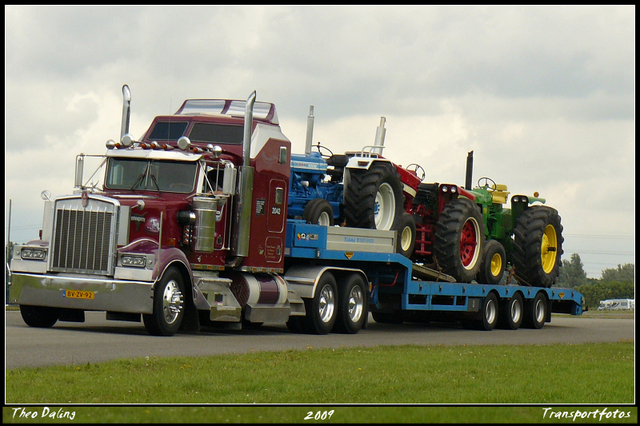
xmin=284 ymin=265 xmax=368 ymax=299
xmin=153 ymin=249 xmax=200 ymax=332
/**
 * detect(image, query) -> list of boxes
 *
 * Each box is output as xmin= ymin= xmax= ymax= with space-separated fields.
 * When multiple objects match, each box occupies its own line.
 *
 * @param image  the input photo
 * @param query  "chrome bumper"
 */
xmin=9 ymin=272 xmax=154 ymax=314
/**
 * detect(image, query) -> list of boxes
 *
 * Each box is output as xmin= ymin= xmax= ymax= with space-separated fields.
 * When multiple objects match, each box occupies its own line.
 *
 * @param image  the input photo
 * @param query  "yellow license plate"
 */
xmin=63 ymin=290 xmax=95 ymax=300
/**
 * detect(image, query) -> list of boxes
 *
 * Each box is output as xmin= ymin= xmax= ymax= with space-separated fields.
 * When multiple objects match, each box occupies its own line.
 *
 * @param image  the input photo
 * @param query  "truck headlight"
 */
xmin=121 ymin=254 xmax=148 ymax=268
xmin=20 ymin=247 xmax=47 ymax=261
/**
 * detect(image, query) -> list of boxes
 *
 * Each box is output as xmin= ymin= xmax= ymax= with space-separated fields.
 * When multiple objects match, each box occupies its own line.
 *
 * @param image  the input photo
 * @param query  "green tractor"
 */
xmin=464 ymin=151 xmax=564 ymax=287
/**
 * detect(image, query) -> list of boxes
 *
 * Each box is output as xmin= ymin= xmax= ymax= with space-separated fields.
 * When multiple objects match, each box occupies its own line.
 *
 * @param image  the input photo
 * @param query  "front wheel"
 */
xmin=397 ymin=212 xmax=416 ymax=258
xmin=477 ymin=240 xmax=506 ymax=284
xmin=302 ymin=198 xmax=334 ymax=226
xmin=20 ymin=305 xmax=59 ymax=328
xmin=143 ymin=267 xmax=185 ymax=336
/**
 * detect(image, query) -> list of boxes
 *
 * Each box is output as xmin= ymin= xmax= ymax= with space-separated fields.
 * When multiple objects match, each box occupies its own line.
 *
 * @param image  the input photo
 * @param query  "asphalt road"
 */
xmin=5 ymin=310 xmax=634 ymax=369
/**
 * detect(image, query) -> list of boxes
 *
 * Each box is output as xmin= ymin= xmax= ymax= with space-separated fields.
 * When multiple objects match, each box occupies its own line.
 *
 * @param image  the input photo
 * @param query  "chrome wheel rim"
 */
xmin=162 ymin=280 xmax=183 ymax=325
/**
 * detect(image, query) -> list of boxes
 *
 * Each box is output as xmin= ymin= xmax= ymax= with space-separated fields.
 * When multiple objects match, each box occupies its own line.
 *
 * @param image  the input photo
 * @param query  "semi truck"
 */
xmin=8 ymin=86 xmax=584 ymax=336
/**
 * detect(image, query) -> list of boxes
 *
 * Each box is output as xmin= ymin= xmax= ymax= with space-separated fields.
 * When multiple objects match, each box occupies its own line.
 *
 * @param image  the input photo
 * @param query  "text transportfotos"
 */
xmin=542 ymin=407 xmax=631 ymax=421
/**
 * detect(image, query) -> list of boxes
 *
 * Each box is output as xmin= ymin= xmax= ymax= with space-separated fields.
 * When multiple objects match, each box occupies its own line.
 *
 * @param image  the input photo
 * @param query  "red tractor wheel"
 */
xmin=434 ymin=197 xmax=485 ymax=283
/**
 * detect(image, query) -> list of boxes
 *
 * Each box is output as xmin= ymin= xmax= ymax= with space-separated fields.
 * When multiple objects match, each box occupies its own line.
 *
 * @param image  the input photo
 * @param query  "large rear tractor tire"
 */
xmin=344 ymin=162 xmax=404 ymax=231
xmin=434 ymin=197 xmax=485 ymax=283
xmin=512 ymin=206 xmax=564 ymax=288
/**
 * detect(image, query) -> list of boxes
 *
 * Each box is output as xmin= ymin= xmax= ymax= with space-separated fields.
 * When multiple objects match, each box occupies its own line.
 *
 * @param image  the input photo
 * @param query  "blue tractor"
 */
xmin=288 ymin=107 xmax=349 ymax=226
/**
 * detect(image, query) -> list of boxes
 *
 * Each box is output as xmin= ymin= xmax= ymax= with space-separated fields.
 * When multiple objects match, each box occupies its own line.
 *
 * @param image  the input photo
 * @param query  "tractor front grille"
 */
xmin=51 ymin=198 xmax=117 ymax=275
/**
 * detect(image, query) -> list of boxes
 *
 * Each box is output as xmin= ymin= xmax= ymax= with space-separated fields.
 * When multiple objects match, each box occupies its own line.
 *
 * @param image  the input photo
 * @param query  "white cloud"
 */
xmin=4 ymin=5 xmax=634 ymax=277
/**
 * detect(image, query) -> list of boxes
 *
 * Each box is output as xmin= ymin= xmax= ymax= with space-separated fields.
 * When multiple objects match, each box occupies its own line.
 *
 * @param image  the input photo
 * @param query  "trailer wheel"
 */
xmin=334 ymin=274 xmax=367 ymax=334
xmin=523 ymin=291 xmax=547 ymax=329
xmin=512 ymin=206 xmax=564 ymax=288
xmin=20 ymin=305 xmax=59 ymax=328
xmin=303 ymin=272 xmax=338 ymax=335
xmin=143 ymin=267 xmax=185 ymax=336
xmin=434 ymin=197 xmax=485 ymax=283
xmin=302 ymin=198 xmax=334 ymax=226
xmin=344 ymin=162 xmax=404 ymax=231
xmin=397 ymin=212 xmax=416 ymax=258
xmin=498 ymin=293 xmax=523 ymax=330
xmin=478 ymin=293 xmax=499 ymax=330
xmin=477 ymin=240 xmax=506 ymax=284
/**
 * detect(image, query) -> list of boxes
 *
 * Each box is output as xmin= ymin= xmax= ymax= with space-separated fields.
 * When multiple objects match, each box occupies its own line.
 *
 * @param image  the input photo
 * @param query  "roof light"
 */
xmin=177 ymin=136 xmax=191 ymax=151
xmin=121 ymin=133 xmax=134 ymax=147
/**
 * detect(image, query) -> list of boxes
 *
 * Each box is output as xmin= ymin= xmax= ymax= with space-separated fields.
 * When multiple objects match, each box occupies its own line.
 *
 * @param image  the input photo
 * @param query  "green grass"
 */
xmin=6 ymin=343 xmax=633 ymax=404
xmin=4 ymin=343 xmax=636 ymax=424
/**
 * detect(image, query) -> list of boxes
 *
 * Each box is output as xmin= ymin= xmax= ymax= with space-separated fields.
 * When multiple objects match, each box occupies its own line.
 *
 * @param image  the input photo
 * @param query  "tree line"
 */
xmin=555 ymin=253 xmax=634 ymax=309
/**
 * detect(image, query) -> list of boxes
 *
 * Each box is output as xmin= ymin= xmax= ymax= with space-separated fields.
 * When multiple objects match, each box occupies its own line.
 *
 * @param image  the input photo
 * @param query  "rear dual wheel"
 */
xmin=299 ymin=272 xmax=367 ymax=335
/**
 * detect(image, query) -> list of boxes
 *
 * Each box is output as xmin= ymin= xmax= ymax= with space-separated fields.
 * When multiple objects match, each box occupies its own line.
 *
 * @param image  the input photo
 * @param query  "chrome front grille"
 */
xmin=51 ymin=197 xmax=117 ymax=275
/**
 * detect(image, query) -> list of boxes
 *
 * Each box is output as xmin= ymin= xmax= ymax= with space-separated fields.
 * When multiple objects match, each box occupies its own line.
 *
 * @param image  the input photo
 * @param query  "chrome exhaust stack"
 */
xmin=233 ymin=91 xmax=257 ymax=258
xmin=121 ymin=85 xmax=132 ymax=142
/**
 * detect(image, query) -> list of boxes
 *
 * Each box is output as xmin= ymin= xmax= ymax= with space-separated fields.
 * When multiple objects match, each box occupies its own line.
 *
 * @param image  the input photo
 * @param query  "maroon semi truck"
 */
xmin=8 ymin=86 xmax=584 ymax=336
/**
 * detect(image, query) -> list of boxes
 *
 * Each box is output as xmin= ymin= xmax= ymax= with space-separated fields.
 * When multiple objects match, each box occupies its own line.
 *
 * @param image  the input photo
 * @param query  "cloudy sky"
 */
xmin=5 ymin=5 xmax=634 ymax=278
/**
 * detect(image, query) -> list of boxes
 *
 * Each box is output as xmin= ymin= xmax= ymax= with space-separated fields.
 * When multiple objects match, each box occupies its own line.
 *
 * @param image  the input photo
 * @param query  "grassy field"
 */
xmin=4 ymin=307 xmax=635 ymax=423
xmin=4 ymin=342 xmax=636 ymax=423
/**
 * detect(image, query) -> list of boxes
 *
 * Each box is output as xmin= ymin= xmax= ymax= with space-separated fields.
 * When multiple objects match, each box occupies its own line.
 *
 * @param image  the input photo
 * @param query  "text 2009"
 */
xmin=304 ymin=410 xmax=334 ymax=421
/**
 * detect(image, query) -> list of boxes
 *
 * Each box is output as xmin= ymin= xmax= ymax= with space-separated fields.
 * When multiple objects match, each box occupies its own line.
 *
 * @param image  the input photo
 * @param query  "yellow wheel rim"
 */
xmin=490 ymin=252 xmax=503 ymax=277
xmin=541 ymin=224 xmax=558 ymax=273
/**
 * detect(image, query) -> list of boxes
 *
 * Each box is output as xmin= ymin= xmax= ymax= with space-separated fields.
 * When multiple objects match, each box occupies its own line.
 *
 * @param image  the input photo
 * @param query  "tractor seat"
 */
xmin=491 ymin=184 xmax=510 ymax=204
xmin=326 ymin=154 xmax=349 ymax=182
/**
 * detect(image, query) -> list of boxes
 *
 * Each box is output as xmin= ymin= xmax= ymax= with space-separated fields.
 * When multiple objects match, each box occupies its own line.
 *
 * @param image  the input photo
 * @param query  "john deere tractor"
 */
xmin=464 ymin=160 xmax=563 ymax=287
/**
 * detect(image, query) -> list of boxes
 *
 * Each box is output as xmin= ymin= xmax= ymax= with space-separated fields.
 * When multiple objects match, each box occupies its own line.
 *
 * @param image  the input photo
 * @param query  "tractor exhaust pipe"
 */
xmin=465 ymin=150 xmax=474 ymax=190
xmin=121 ymin=85 xmax=131 ymax=141
xmin=373 ymin=117 xmax=386 ymax=155
xmin=304 ymin=105 xmax=315 ymax=155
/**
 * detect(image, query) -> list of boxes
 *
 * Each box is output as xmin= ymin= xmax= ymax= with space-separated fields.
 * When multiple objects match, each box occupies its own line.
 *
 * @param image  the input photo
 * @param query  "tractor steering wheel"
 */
xmin=406 ymin=164 xmax=426 ymax=181
xmin=315 ymin=143 xmax=334 ymax=159
xmin=478 ymin=176 xmax=497 ymax=191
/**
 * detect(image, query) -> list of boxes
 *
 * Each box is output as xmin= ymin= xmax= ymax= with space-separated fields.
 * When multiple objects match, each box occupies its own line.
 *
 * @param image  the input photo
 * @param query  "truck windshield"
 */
xmin=105 ymin=158 xmax=197 ymax=193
